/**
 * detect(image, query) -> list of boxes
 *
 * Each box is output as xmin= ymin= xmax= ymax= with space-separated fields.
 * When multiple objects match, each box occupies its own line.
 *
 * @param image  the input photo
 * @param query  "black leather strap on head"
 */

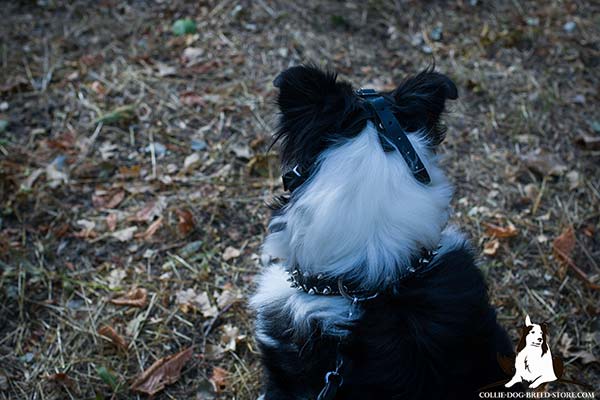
xmin=281 ymin=88 xmax=431 ymax=192
xmin=356 ymin=88 xmax=431 ymax=184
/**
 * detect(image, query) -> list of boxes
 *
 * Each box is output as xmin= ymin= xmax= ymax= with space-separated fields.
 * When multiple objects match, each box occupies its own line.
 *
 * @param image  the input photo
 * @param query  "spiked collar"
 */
xmin=287 ymin=247 xmax=440 ymax=301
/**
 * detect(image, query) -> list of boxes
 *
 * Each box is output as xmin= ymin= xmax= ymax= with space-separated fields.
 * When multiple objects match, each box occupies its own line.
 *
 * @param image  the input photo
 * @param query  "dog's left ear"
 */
xmin=391 ymin=68 xmax=458 ymax=146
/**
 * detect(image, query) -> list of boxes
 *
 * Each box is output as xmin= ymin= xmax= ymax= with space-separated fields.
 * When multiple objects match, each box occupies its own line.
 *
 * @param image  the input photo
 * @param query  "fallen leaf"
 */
xmin=483 ymin=239 xmax=500 ymax=256
xmin=215 ymin=288 xmax=242 ymax=309
xmin=110 ymin=288 xmax=148 ymax=308
xmin=156 ymin=62 xmax=177 ymax=77
xmin=46 ymin=372 xmax=76 ymax=390
xmin=111 ymin=226 xmax=137 ymax=242
xmin=175 ymin=289 xmax=217 ymax=317
xmin=176 ymin=209 xmax=195 ymax=236
xmin=46 ymin=155 xmax=69 ymax=188
xmin=135 ymin=217 xmax=163 ymax=240
xmin=222 ymin=246 xmax=240 ymax=261
xmin=181 ymin=47 xmax=203 ymax=66
xmin=183 ymin=152 xmax=201 ymax=171
xmin=180 ymin=91 xmax=206 ymax=107
xmin=553 ymin=226 xmax=575 ymax=263
xmin=132 ymin=197 xmax=167 ymax=222
xmin=107 ymin=268 xmax=126 ymax=289
xmin=575 ymin=134 xmax=600 ymax=150
xmin=20 ymin=168 xmax=44 ymax=190
xmin=566 ymin=171 xmax=580 ymax=190
xmin=220 ymin=324 xmax=242 ymax=352
xmin=520 ymin=149 xmax=567 ymax=176
xmin=91 ymin=81 xmax=106 ymax=97
xmin=130 ymin=347 xmax=194 ymax=396
xmin=229 ymin=143 xmax=251 ymax=160
xmin=209 ymin=367 xmax=229 ymax=393
xmin=484 ymin=222 xmax=518 ymax=238
xmin=106 ymin=213 xmax=118 ymax=231
xmin=98 ymin=325 xmax=128 ymax=351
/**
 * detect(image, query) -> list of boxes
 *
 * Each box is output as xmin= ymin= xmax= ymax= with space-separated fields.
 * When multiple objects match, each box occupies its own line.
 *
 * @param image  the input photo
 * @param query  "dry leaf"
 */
xmin=575 ymin=134 xmax=600 ymax=150
xmin=135 ymin=217 xmax=163 ymax=240
xmin=175 ymin=289 xmax=217 ymax=317
xmin=130 ymin=347 xmax=193 ymax=396
xmin=176 ymin=209 xmax=195 ymax=236
xmin=106 ymin=213 xmax=118 ymax=232
xmin=98 ymin=325 xmax=128 ymax=351
xmin=156 ymin=62 xmax=177 ymax=77
xmin=91 ymin=81 xmax=106 ymax=97
xmin=105 ymin=191 xmax=125 ymax=209
xmin=209 ymin=367 xmax=229 ymax=393
xmin=111 ymin=226 xmax=137 ymax=242
xmin=180 ymin=91 xmax=206 ymax=107
xmin=107 ymin=268 xmax=126 ymax=289
xmin=553 ymin=226 xmax=575 ymax=263
xmin=215 ymin=288 xmax=241 ymax=309
xmin=520 ymin=149 xmax=567 ymax=176
xmin=132 ymin=196 xmax=167 ymax=222
xmin=222 ymin=246 xmax=240 ymax=261
xmin=483 ymin=239 xmax=500 ymax=256
xmin=46 ymin=372 xmax=76 ymax=390
xmin=110 ymin=288 xmax=148 ymax=308
xmin=181 ymin=47 xmax=204 ymax=67
xmin=183 ymin=152 xmax=201 ymax=171
xmin=20 ymin=168 xmax=44 ymax=190
xmin=484 ymin=222 xmax=518 ymax=238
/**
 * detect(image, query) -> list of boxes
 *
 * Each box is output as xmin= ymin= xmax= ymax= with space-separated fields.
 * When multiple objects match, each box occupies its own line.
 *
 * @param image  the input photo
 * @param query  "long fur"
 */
xmin=252 ymin=65 xmax=512 ymax=399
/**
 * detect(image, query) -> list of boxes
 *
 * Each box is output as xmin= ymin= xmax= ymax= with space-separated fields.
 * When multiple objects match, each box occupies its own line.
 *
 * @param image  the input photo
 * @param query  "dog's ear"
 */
xmin=273 ymin=65 xmax=357 ymax=167
xmin=391 ymin=68 xmax=458 ymax=146
xmin=525 ymin=315 xmax=533 ymax=327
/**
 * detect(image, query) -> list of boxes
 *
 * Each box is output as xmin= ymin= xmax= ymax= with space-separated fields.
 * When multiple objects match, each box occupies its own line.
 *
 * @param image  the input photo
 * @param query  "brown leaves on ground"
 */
xmin=552 ymin=226 xmax=600 ymax=291
xmin=175 ymin=289 xmax=218 ymax=317
xmin=110 ymin=288 xmax=148 ymax=308
xmin=175 ymin=209 xmax=195 ymax=236
xmin=484 ymin=222 xmax=518 ymax=239
xmin=552 ymin=226 xmax=576 ymax=263
xmin=98 ymin=325 xmax=128 ymax=351
xmin=46 ymin=372 xmax=77 ymax=391
xmin=483 ymin=239 xmax=500 ymax=256
xmin=482 ymin=221 xmax=517 ymax=257
xmin=130 ymin=347 xmax=194 ymax=396
xmin=209 ymin=367 xmax=229 ymax=393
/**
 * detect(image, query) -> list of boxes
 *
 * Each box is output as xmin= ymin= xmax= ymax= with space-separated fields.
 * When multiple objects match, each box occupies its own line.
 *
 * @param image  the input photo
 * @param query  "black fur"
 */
xmin=257 ymin=245 xmax=514 ymax=399
xmin=273 ymin=65 xmax=458 ymax=171
xmin=256 ymin=65 xmax=511 ymax=399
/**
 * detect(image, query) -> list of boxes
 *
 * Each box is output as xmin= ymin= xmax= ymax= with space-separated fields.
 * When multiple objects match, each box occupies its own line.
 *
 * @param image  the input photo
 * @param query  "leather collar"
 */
xmin=287 ymin=247 xmax=440 ymax=300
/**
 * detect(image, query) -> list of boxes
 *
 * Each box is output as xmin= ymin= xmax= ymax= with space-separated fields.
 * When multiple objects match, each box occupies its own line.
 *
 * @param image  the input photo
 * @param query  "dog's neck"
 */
xmin=262 ymin=123 xmax=453 ymax=290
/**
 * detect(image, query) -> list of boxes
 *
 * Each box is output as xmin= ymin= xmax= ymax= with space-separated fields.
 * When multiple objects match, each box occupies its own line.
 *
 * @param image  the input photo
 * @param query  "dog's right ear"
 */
xmin=525 ymin=315 xmax=533 ymax=327
xmin=391 ymin=68 xmax=458 ymax=146
xmin=273 ymin=65 xmax=355 ymax=167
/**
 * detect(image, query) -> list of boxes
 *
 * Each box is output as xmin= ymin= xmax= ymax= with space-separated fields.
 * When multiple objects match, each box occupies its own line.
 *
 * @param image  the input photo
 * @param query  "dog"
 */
xmin=505 ymin=315 xmax=558 ymax=389
xmin=251 ymin=65 xmax=513 ymax=399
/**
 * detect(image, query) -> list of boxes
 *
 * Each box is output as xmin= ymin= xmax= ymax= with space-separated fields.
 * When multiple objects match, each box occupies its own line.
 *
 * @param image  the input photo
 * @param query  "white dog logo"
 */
xmin=505 ymin=315 xmax=558 ymax=389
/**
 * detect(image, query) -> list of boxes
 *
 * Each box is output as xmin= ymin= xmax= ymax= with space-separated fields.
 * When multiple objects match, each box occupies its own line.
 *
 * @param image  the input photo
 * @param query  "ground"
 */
xmin=0 ymin=0 xmax=598 ymax=399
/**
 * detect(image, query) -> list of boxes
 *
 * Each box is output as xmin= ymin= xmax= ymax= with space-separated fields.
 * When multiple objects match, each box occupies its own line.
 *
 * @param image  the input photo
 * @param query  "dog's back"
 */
xmin=257 ymin=237 xmax=513 ymax=399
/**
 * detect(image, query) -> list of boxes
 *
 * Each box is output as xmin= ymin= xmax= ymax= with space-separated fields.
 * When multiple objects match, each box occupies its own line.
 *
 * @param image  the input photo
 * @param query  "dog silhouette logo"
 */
xmin=504 ymin=315 xmax=559 ymax=389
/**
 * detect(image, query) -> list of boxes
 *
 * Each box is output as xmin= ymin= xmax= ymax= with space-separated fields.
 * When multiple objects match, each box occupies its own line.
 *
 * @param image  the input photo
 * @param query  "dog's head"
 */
xmin=264 ymin=65 xmax=458 ymax=287
xmin=273 ymin=64 xmax=458 ymax=171
xmin=516 ymin=315 xmax=549 ymax=355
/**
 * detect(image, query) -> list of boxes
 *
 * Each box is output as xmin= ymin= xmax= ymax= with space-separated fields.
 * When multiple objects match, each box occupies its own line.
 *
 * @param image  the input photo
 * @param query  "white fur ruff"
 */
xmin=252 ymin=123 xmax=456 ymax=337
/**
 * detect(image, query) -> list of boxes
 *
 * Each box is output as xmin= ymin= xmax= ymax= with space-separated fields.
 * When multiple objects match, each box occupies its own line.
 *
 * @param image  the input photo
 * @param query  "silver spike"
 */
xmin=308 ymin=288 xmax=316 ymax=295
xmin=323 ymin=286 xmax=331 ymax=295
xmin=317 ymin=274 xmax=323 ymax=280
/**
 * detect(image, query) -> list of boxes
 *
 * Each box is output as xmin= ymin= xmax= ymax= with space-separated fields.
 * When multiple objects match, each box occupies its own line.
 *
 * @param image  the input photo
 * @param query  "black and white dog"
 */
xmin=251 ymin=65 xmax=513 ymax=399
